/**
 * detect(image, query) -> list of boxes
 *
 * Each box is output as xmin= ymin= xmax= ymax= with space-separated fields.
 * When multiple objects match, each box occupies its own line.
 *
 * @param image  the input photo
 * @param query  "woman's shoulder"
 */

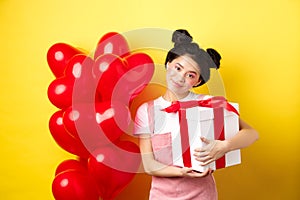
xmin=137 ymin=96 xmax=162 ymax=111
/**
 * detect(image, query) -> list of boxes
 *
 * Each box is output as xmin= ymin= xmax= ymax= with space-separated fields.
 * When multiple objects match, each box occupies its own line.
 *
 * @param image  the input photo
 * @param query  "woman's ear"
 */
xmin=193 ymin=78 xmax=202 ymax=87
xmin=166 ymin=62 xmax=170 ymax=69
xmin=194 ymin=80 xmax=202 ymax=87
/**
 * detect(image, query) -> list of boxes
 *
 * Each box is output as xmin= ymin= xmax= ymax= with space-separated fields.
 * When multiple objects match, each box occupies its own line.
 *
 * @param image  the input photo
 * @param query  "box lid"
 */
xmin=185 ymin=102 xmax=239 ymax=121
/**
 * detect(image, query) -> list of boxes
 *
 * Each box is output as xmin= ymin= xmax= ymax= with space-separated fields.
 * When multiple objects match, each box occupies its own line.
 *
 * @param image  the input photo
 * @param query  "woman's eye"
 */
xmin=186 ymin=73 xmax=195 ymax=79
xmin=175 ymin=66 xmax=181 ymax=71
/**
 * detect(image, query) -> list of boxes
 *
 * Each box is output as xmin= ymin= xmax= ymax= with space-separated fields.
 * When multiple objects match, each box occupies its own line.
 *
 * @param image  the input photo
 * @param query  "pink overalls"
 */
xmin=148 ymin=100 xmax=218 ymax=200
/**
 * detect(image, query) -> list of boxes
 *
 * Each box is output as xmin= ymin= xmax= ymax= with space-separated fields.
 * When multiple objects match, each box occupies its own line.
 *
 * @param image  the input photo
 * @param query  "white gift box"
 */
xmin=171 ymin=102 xmax=241 ymax=172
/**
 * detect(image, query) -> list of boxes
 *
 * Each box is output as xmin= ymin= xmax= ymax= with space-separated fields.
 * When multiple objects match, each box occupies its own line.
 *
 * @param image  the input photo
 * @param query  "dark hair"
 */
xmin=165 ymin=29 xmax=221 ymax=86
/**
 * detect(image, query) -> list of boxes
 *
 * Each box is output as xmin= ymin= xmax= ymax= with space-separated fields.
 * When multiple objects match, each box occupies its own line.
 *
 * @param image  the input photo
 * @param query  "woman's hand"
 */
xmin=180 ymin=167 xmax=212 ymax=178
xmin=193 ymin=137 xmax=229 ymax=166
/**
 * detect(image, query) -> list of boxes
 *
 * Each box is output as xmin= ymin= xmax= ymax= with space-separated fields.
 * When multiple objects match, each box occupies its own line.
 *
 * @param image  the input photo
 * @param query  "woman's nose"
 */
xmin=175 ymin=72 xmax=185 ymax=82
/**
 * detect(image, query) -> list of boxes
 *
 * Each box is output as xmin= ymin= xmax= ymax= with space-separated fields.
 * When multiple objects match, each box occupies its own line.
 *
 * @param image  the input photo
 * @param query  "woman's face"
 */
xmin=166 ymin=55 xmax=201 ymax=96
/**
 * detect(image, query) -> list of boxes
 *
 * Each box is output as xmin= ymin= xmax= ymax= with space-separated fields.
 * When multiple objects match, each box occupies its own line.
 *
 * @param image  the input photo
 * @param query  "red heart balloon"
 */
xmin=94 ymin=32 xmax=130 ymax=60
xmin=49 ymin=110 xmax=90 ymax=158
xmin=52 ymin=170 xmax=99 ymax=200
xmin=65 ymin=54 xmax=96 ymax=104
xmin=124 ymin=52 xmax=154 ymax=70
xmin=95 ymin=101 xmax=131 ymax=143
xmin=55 ymin=159 xmax=88 ymax=176
xmin=62 ymin=101 xmax=131 ymax=153
xmin=93 ymin=54 xmax=127 ymax=101
xmin=108 ymin=140 xmax=141 ymax=199
xmin=64 ymin=54 xmax=93 ymax=80
xmin=62 ymin=106 xmax=80 ymax=140
xmin=62 ymin=103 xmax=103 ymax=144
xmin=63 ymin=103 xmax=105 ymax=152
xmin=111 ymin=52 xmax=154 ymax=104
xmin=48 ymin=55 xmax=95 ymax=109
xmin=47 ymin=43 xmax=86 ymax=78
xmin=88 ymin=141 xmax=140 ymax=200
xmin=47 ymin=77 xmax=73 ymax=109
xmin=88 ymin=147 xmax=113 ymax=198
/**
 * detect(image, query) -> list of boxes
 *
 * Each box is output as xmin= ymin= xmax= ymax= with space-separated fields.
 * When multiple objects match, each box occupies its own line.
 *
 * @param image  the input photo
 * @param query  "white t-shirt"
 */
xmin=134 ymin=92 xmax=209 ymax=137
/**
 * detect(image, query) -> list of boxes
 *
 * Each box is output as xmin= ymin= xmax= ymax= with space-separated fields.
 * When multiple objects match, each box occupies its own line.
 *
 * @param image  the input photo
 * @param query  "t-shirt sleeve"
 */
xmin=134 ymin=102 xmax=151 ymax=135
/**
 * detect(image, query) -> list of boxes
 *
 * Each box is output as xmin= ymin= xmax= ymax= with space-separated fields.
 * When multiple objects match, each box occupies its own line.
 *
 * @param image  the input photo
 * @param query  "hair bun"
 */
xmin=206 ymin=48 xmax=221 ymax=69
xmin=172 ymin=29 xmax=193 ymax=46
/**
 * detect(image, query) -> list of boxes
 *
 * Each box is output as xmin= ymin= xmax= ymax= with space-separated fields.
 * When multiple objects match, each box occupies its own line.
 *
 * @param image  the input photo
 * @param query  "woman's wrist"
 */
xmin=222 ymin=140 xmax=232 ymax=153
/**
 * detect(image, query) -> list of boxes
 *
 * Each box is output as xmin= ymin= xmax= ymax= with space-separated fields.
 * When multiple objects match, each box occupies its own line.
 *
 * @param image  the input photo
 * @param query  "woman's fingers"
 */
xmin=181 ymin=167 xmax=212 ymax=178
xmin=200 ymin=136 xmax=210 ymax=144
xmin=195 ymin=154 xmax=213 ymax=162
xmin=199 ymin=158 xmax=215 ymax=166
xmin=192 ymin=168 xmax=211 ymax=177
xmin=193 ymin=151 xmax=209 ymax=157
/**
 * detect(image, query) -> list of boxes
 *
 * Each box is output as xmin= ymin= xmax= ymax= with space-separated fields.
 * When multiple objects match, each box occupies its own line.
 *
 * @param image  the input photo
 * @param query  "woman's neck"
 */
xmin=162 ymin=90 xmax=190 ymax=102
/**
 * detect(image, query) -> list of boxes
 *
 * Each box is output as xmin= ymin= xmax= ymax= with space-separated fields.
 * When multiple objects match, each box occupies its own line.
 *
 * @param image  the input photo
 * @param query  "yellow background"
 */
xmin=1 ymin=0 xmax=300 ymax=199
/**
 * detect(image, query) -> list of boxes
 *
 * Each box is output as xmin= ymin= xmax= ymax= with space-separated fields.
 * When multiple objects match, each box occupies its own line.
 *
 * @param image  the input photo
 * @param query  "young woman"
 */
xmin=134 ymin=29 xmax=259 ymax=199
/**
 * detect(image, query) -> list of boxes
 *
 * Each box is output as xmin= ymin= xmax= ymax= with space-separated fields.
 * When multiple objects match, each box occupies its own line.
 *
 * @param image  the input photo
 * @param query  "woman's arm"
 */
xmin=139 ymin=134 xmax=211 ymax=177
xmin=226 ymin=118 xmax=259 ymax=151
xmin=194 ymin=118 xmax=259 ymax=166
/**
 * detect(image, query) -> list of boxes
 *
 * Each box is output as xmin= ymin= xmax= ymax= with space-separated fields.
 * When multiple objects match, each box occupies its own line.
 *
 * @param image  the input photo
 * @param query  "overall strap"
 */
xmin=147 ymin=100 xmax=154 ymax=134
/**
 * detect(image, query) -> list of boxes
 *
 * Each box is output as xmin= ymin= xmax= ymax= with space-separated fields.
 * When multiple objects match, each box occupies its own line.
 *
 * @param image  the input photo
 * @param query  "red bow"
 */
xmin=161 ymin=96 xmax=239 ymax=116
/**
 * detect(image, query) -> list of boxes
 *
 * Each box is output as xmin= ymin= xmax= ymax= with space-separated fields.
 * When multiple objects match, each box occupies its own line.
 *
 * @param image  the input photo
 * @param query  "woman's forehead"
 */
xmin=172 ymin=55 xmax=200 ymax=73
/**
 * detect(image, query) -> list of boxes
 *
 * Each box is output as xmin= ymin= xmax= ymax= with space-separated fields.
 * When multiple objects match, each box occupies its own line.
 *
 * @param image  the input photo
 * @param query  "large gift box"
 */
xmin=166 ymin=98 xmax=241 ymax=172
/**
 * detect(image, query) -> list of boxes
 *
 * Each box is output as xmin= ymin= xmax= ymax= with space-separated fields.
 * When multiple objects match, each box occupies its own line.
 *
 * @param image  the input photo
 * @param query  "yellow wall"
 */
xmin=1 ymin=0 xmax=299 ymax=199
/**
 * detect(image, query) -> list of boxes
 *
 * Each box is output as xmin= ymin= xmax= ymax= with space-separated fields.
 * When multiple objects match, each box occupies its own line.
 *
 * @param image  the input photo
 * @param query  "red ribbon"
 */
xmin=162 ymin=96 xmax=239 ymax=116
xmin=213 ymin=107 xmax=226 ymax=169
xmin=178 ymin=109 xmax=192 ymax=167
xmin=161 ymin=96 xmax=239 ymax=169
